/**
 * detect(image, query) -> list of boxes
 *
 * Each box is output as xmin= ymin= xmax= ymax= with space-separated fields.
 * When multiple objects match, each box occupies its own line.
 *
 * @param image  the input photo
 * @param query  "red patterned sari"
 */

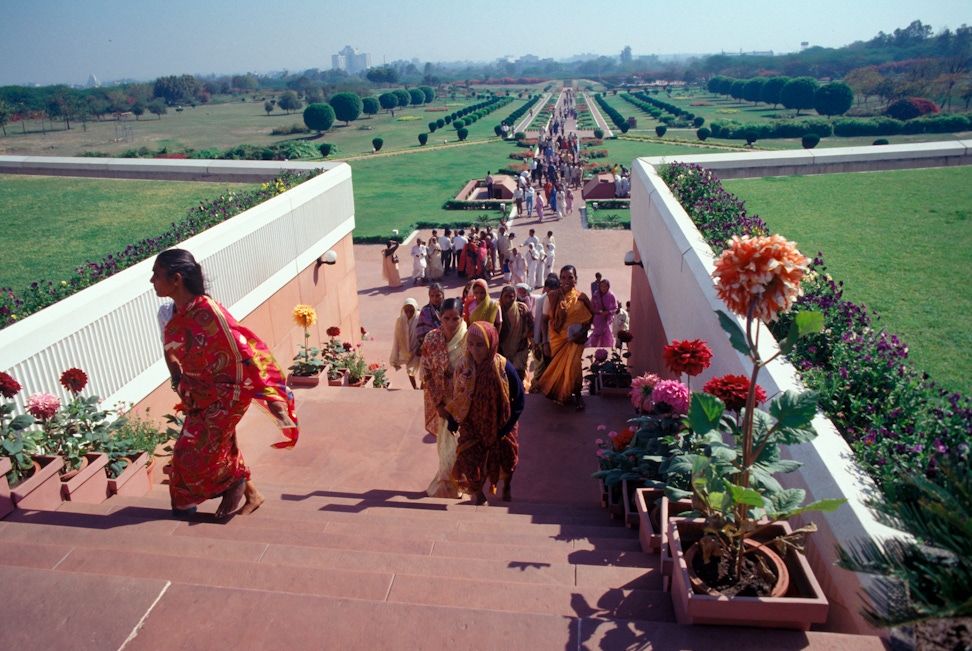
xmin=164 ymin=295 xmax=298 ymax=509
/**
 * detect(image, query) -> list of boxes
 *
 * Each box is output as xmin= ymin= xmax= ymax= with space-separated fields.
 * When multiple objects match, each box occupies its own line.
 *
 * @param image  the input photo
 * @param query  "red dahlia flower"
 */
xmin=703 ymin=374 xmax=767 ymax=413
xmin=0 ymin=371 xmax=22 ymax=399
xmin=662 ymin=339 xmax=713 ymax=377
xmin=59 ymin=367 xmax=88 ymax=394
xmin=326 ymin=326 xmax=341 ymax=337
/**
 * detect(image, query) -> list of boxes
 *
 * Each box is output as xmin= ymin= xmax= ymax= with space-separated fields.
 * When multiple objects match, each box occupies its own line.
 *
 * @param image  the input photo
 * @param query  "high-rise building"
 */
xmin=332 ymin=46 xmax=372 ymax=75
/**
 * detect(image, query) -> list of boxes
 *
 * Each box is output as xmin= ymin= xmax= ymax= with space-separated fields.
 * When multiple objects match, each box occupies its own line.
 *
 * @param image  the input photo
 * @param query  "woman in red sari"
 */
xmin=440 ymin=322 xmax=524 ymax=505
xmin=151 ymin=249 xmax=299 ymax=519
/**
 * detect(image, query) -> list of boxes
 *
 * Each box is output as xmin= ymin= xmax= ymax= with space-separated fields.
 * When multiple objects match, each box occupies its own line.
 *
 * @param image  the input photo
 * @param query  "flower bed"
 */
xmin=658 ymin=161 xmax=972 ymax=491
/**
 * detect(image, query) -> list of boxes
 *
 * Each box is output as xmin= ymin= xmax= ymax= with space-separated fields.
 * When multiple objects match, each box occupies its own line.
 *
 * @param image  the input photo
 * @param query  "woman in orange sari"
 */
xmin=442 ymin=322 xmax=524 ymax=504
xmin=538 ymin=265 xmax=594 ymax=410
xmin=151 ymin=249 xmax=299 ymax=519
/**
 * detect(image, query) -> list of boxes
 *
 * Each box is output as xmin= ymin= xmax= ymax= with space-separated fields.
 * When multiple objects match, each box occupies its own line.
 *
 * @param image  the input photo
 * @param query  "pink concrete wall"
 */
xmin=132 ymin=231 xmax=359 ymax=423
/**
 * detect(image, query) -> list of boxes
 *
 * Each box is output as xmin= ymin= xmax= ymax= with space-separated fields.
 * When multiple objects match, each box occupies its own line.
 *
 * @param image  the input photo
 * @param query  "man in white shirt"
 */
xmin=453 ymin=230 xmax=468 ymax=277
xmin=522 ymin=228 xmax=540 ymax=254
xmin=438 ymin=229 xmax=453 ymax=275
xmin=513 ymin=186 xmax=524 ymax=218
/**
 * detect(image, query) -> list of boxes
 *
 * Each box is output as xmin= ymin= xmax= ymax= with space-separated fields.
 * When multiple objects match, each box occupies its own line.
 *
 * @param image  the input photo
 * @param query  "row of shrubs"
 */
xmin=0 ymin=170 xmax=322 ymax=329
xmin=498 ymin=94 xmax=542 ymax=130
xmin=658 ymin=162 xmax=972 ymax=492
xmin=81 ymin=140 xmax=322 ymax=161
xmin=593 ymin=94 xmax=630 ymax=133
xmin=622 ymin=93 xmax=706 ymax=130
xmin=708 ymin=112 xmax=972 ymax=141
xmin=417 ymin=96 xmax=513 ymax=145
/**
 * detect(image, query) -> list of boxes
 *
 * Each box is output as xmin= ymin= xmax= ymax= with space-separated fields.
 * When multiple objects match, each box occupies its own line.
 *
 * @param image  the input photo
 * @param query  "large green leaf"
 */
xmin=764 ymin=488 xmax=807 ymax=516
xmin=750 ymin=465 xmax=784 ymax=493
xmin=779 ymin=311 xmax=824 ymax=354
xmin=774 ymin=425 xmax=819 ymax=446
xmin=770 ymin=390 xmax=819 ymax=431
xmin=790 ymin=498 xmax=847 ymax=517
xmin=9 ymin=414 xmax=35 ymax=430
xmin=688 ymin=393 xmax=724 ymax=436
xmin=728 ymin=483 xmax=765 ymax=507
xmin=717 ymin=310 xmax=751 ymax=355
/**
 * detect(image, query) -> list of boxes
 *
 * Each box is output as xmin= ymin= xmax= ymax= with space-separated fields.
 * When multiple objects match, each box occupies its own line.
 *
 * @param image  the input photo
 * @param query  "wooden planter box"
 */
xmin=658 ymin=496 xmax=695 ymax=589
xmin=668 ymin=518 xmax=829 ymax=630
xmin=621 ymin=478 xmax=645 ymax=529
xmin=61 ymin=452 xmax=110 ymax=503
xmin=107 ymin=452 xmax=151 ymax=497
xmin=636 ymin=487 xmax=664 ymax=552
xmin=0 ymin=457 xmax=13 ymax=520
xmin=11 ymin=455 xmax=64 ymax=511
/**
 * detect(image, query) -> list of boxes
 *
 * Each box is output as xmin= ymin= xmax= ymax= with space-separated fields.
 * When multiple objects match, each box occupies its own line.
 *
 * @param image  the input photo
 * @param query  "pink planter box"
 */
xmin=107 ymin=452 xmax=151 ymax=497
xmin=61 ymin=452 xmax=110 ymax=503
xmin=11 ymin=455 xmax=64 ymax=511
xmin=0 ymin=457 xmax=14 ymax=519
xmin=668 ymin=518 xmax=829 ymax=630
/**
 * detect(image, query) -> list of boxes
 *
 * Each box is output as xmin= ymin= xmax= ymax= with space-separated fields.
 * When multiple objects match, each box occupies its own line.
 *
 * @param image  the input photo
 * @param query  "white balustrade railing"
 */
xmin=0 ymin=160 xmax=354 ymax=413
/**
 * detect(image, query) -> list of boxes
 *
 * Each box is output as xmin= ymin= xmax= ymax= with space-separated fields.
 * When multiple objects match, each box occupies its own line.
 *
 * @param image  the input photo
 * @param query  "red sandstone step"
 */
xmin=0 ymin=517 xmax=654 ymax=589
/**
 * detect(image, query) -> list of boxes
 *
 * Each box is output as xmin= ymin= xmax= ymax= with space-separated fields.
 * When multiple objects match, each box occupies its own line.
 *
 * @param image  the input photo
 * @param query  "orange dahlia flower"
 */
xmin=712 ymin=235 xmax=808 ymax=323
xmin=292 ymin=304 xmax=317 ymax=329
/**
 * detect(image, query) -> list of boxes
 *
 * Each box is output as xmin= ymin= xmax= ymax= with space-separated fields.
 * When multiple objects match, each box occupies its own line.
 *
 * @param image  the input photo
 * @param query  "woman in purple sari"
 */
xmin=586 ymin=278 xmax=618 ymax=348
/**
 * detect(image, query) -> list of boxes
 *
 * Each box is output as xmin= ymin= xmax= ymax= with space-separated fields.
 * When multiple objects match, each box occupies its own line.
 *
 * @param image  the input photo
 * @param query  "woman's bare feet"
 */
xmin=215 ymin=479 xmax=246 ymax=519
xmin=241 ymin=480 xmax=265 ymax=516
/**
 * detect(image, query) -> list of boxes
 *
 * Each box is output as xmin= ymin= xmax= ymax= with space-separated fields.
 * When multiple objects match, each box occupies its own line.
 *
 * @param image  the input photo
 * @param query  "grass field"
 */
xmin=725 ymin=167 xmax=972 ymax=394
xmin=0 ymin=175 xmax=257 ymax=290
xmin=0 ymin=89 xmax=545 ymax=159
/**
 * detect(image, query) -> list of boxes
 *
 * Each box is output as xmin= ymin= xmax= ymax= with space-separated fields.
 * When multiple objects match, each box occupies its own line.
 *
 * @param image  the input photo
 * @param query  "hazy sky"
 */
xmin=1 ymin=0 xmax=968 ymax=86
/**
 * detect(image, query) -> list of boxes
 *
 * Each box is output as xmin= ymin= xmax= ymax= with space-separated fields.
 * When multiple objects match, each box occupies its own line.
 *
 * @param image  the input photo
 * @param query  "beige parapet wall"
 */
xmin=625 ymin=144 xmax=972 ymax=635
xmin=0 ymin=158 xmax=357 ymax=418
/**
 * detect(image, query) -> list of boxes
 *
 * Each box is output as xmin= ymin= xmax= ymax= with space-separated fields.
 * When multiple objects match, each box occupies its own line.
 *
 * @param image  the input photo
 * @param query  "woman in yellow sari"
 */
xmin=420 ymin=298 xmax=468 ymax=498
xmin=538 ymin=265 xmax=594 ymax=410
xmin=466 ymin=278 xmax=502 ymax=330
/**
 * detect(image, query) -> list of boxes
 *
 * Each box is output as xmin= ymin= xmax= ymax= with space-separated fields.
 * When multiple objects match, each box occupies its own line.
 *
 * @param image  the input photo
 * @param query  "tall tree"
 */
xmin=813 ymin=82 xmax=854 ymax=117
xmin=277 ymin=91 xmax=302 ymax=114
xmin=620 ymin=46 xmax=633 ymax=65
xmin=302 ymin=103 xmax=335 ymax=133
xmin=780 ymin=76 xmax=820 ymax=116
xmin=760 ymin=76 xmax=790 ymax=108
xmin=329 ymin=92 xmax=362 ymax=125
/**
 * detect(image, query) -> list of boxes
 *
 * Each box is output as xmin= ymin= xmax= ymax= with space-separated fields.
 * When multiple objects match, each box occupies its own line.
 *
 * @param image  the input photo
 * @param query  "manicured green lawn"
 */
xmin=725 ymin=167 xmax=972 ymax=394
xmin=0 ymin=175 xmax=256 ymax=290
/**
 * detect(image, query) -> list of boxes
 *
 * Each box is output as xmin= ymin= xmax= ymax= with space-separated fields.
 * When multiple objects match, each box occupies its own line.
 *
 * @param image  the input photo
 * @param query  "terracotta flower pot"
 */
xmin=684 ymin=537 xmax=789 ymax=598
xmin=347 ymin=374 xmax=372 ymax=388
xmin=287 ymin=373 xmax=321 ymax=388
xmin=107 ymin=452 xmax=151 ymax=497
xmin=61 ymin=452 xmax=110 ymax=503
xmin=146 ymin=457 xmax=159 ymax=486
xmin=0 ymin=457 xmax=14 ymax=520
xmin=11 ymin=455 xmax=64 ymax=511
xmin=327 ymin=370 xmax=347 ymax=386
xmin=668 ymin=518 xmax=829 ymax=630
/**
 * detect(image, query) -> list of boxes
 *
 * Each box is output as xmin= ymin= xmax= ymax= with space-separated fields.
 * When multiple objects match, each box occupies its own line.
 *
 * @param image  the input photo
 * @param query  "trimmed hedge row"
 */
xmin=710 ymin=118 xmax=834 ymax=140
xmin=594 ymin=94 xmax=630 ymax=133
xmin=498 ymin=94 xmax=541 ymax=130
xmin=833 ymin=113 xmax=972 ymax=137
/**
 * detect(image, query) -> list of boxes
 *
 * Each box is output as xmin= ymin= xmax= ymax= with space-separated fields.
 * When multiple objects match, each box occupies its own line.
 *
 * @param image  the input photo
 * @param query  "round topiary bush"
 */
xmin=457 ymin=127 xmax=469 ymax=141
xmin=372 ymin=137 xmax=383 ymax=152
xmin=453 ymin=120 xmax=464 ymax=130
xmin=593 ymin=128 xmax=604 ymax=139
xmin=494 ymin=125 xmax=504 ymax=136
xmin=514 ymin=131 xmax=526 ymax=140
xmin=886 ymin=97 xmax=939 ymax=121
xmin=418 ymin=133 xmax=428 ymax=146
xmin=873 ymin=138 xmax=890 ymax=145
xmin=318 ymin=143 xmax=333 ymax=157
xmin=694 ymin=116 xmax=705 ymax=128
xmin=428 ymin=121 xmax=438 ymax=133
xmin=745 ymin=130 xmax=758 ymax=146
xmin=696 ymin=127 xmax=710 ymax=141
xmin=444 ymin=115 xmax=453 ymax=124
xmin=436 ymin=118 xmax=445 ymax=129
xmin=802 ymin=134 xmax=820 ymax=149
xmin=655 ymin=125 xmax=667 ymax=137
xmin=619 ymin=123 xmax=629 ymax=133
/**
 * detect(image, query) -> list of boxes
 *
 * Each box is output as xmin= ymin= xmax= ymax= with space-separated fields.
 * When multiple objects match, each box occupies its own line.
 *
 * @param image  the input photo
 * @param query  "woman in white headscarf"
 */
xmin=390 ymin=297 xmax=421 ymax=389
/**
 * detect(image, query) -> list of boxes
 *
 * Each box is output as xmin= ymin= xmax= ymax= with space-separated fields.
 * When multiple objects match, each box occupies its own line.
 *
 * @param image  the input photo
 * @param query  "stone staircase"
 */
xmin=0 ymin=386 xmax=886 ymax=650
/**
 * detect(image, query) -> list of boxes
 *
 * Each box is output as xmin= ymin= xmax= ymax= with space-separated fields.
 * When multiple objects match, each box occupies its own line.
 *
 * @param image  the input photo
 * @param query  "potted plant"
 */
xmin=98 ymin=407 xmax=171 ymax=497
xmin=322 ymin=327 xmax=349 ymax=385
xmin=1 ymin=371 xmax=45 ymax=517
xmin=370 ymin=363 xmax=390 ymax=388
xmin=668 ymin=234 xmax=845 ymax=629
xmin=288 ymin=304 xmax=325 ymax=387
xmin=344 ymin=350 xmax=370 ymax=387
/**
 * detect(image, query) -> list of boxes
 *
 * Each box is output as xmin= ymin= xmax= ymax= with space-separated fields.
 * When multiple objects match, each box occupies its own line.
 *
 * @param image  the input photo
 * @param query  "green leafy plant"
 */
xmin=0 ymin=371 xmax=39 ymax=484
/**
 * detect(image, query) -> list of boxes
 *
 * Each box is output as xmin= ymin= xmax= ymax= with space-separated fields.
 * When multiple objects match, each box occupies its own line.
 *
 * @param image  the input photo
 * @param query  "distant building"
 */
xmin=332 ymin=46 xmax=371 ymax=75
xmin=86 ymin=73 xmax=100 ymax=88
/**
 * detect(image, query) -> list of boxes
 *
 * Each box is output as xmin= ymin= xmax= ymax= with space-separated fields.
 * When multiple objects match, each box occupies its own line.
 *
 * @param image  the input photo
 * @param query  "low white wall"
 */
xmin=0 ymin=159 xmax=354 ymax=413
xmin=639 ymin=139 xmax=972 ymax=180
xmin=630 ymin=158 xmax=899 ymax=635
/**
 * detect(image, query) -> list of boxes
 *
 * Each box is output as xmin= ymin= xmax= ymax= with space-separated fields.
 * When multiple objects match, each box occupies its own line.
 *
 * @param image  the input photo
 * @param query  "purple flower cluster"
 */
xmin=0 ymin=170 xmax=320 ymax=329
